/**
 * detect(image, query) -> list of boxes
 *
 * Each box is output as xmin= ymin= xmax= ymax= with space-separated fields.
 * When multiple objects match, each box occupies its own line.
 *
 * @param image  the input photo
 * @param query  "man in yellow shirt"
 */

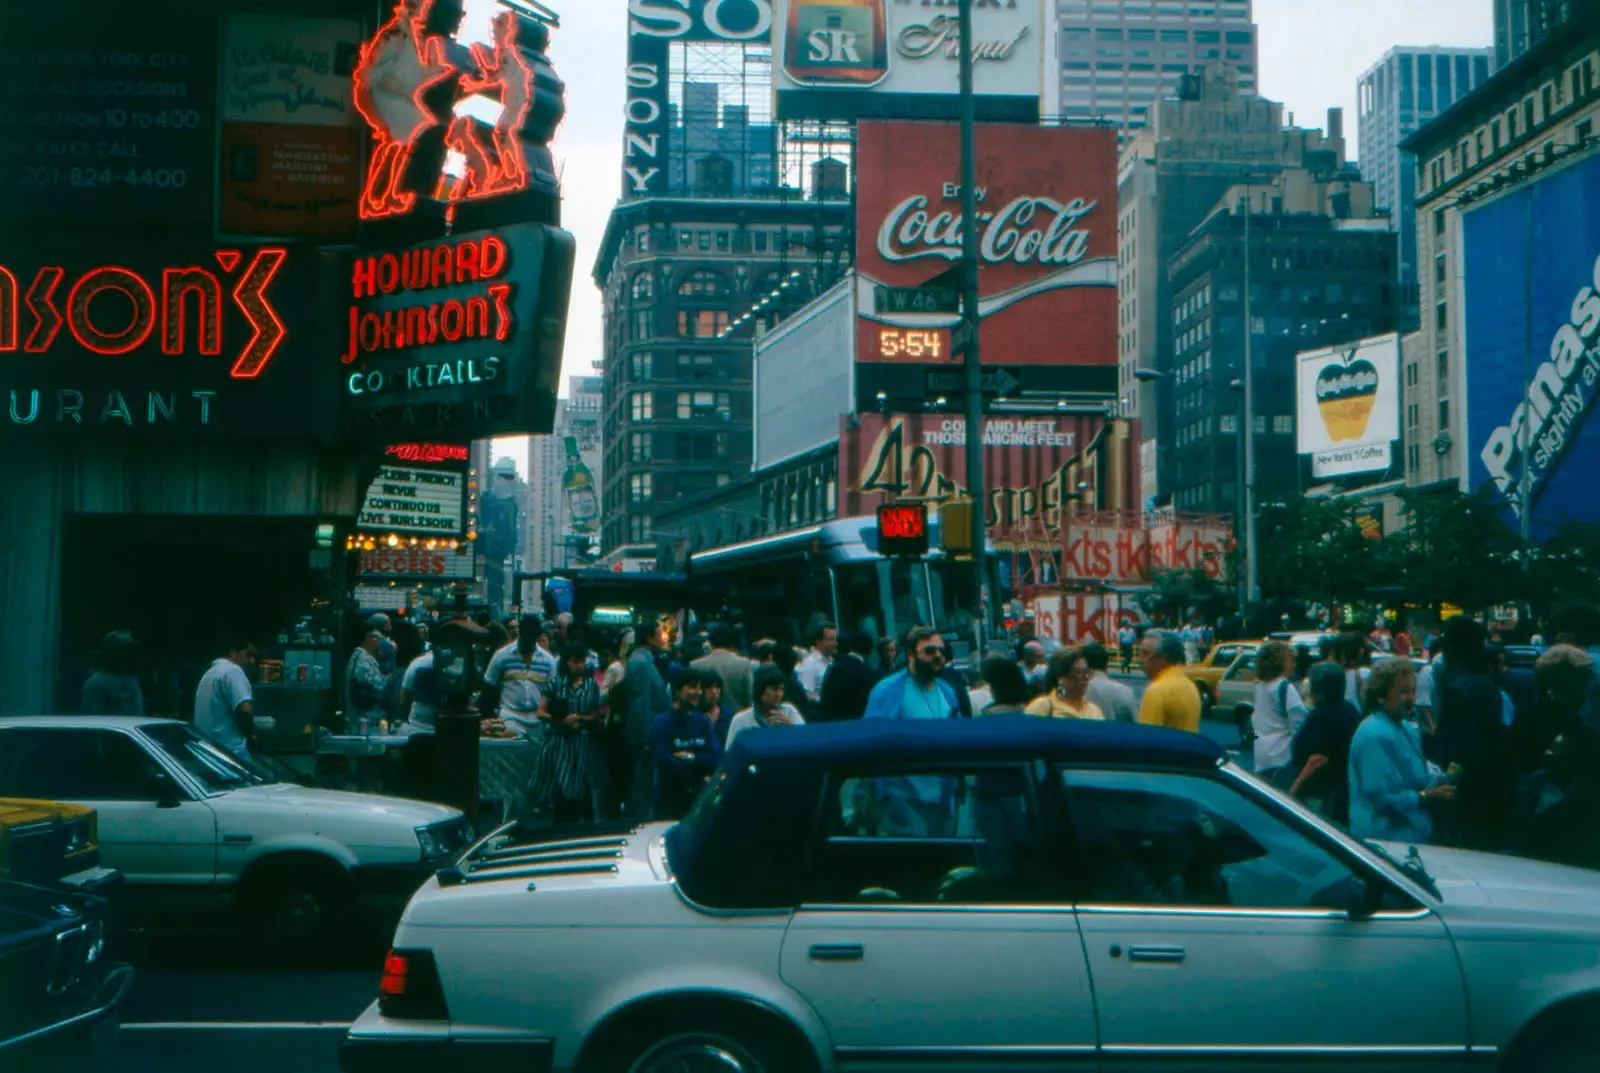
xmin=1138 ymin=630 xmax=1202 ymax=733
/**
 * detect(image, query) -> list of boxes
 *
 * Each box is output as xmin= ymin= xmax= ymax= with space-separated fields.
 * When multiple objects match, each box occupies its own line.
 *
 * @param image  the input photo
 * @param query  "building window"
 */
xmin=1434 ymin=209 xmax=1445 ymax=236
xmin=628 ymin=514 xmax=651 ymax=543
xmin=1253 ymin=416 xmax=1266 ymax=434
xmin=1435 ymin=302 xmax=1448 ymax=331
xmin=1438 ymin=398 xmax=1450 ymax=431
xmin=630 ymin=272 xmax=653 ymax=304
xmin=629 ymin=352 xmax=653 ymax=380
xmin=630 ymin=392 xmax=653 ymax=422
xmin=1220 ymin=414 xmax=1239 ymax=433
xmin=753 ymin=231 xmax=769 ymax=252
xmin=678 ymin=269 xmax=729 ymax=300
xmin=630 ymin=473 xmax=653 ymax=504
xmin=678 ymin=353 xmax=717 ymax=380
xmin=676 ymin=391 xmax=731 ymax=421
xmin=677 ymin=309 xmax=731 ymax=338
xmin=636 ymin=227 xmax=650 ymax=253
xmin=630 ymin=310 xmax=653 ymax=341
xmin=630 ymin=432 xmax=653 ymax=462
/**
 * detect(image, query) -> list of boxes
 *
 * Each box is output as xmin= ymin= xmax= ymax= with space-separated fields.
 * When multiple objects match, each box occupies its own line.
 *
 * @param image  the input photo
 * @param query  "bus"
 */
xmin=686 ymin=517 xmax=999 ymax=655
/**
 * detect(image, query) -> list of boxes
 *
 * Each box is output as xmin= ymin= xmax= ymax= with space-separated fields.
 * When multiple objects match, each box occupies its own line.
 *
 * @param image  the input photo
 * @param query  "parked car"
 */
xmin=0 ymin=717 xmax=473 ymax=949
xmin=1181 ymin=639 xmax=1261 ymax=712
xmin=0 ymin=798 xmax=120 ymax=893
xmin=0 ymin=877 xmax=132 ymax=1073
xmin=344 ymin=717 xmax=1600 ymax=1073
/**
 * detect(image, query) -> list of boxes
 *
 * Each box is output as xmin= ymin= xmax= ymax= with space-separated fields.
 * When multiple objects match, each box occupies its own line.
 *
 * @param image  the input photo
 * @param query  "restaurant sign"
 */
xmin=342 ymin=221 xmax=574 ymax=439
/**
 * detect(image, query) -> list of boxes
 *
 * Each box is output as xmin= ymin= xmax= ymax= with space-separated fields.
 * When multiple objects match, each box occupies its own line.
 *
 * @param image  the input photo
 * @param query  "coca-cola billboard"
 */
xmin=854 ymin=120 xmax=1116 ymax=367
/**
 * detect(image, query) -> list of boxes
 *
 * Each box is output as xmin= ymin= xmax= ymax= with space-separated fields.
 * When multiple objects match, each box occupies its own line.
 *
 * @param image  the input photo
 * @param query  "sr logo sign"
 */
xmin=624 ymin=0 xmax=773 ymax=198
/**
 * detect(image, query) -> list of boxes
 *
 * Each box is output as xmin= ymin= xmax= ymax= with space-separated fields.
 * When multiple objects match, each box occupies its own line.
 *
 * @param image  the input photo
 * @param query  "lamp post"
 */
xmin=1239 ymin=196 xmax=1259 ymax=609
xmin=957 ymin=0 xmax=989 ymax=639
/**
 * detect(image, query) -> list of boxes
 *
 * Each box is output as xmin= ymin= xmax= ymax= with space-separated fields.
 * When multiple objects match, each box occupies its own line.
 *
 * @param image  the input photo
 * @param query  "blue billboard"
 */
xmin=1464 ymin=152 xmax=1600 ymax=531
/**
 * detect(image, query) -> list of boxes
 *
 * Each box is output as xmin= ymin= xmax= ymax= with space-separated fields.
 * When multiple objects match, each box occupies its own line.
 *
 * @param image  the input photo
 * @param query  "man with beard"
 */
xmin=863 ymin=626 xmax=960 ymax=722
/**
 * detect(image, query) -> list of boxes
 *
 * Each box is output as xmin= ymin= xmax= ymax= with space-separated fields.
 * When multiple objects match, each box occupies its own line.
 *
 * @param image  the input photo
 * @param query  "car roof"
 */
xmin=726 ymin=714 xmax=1223 ymax=771
xmin=0 ymin=715 xmax=179 ymax=731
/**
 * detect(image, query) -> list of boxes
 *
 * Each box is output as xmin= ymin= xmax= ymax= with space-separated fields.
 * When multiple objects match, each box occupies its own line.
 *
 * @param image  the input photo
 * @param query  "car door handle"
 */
xmin=809 ymin=943 xmax=865 ymax=962
xmin=1127 ymin=945 xmax=1187 ymax=963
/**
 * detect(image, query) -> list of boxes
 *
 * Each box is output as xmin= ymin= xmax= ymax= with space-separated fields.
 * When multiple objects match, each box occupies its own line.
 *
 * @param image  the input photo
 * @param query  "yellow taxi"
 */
xmin=1180 ymin=640 xmax=1262 ymax=712
xmin=0 ymin=798 xmax=118 ymax=891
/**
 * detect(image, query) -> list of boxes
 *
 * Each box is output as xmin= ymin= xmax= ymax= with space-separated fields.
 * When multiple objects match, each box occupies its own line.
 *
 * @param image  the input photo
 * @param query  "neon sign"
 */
xmin=0 ymin=249 xmax=288 ymax=377
xmin=352 ymin=0 xmax=563 ymax=221
xmin=386 ymin=442 xmax=470 ymax=463
xmin=341 ymin=234 xmax=516 ymax=366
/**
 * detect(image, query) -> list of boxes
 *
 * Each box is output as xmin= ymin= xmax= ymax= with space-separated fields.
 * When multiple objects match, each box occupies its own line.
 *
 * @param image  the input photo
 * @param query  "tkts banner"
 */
xmin=853 ymin=120 xmax=1117 ymax=384
xmin=1465 ymin=152 xmax=1600 ymax=531
xmin=838 ymin=412 xmax=1136 ymax=537
xmin=1 ymin=244 xmax=337 ymax=439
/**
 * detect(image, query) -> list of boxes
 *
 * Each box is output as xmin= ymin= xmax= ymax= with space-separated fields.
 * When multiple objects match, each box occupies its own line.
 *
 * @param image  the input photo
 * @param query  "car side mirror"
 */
xmin=149 ymin=771 xmax=182 ymax=809
xmin=1343 ymin=875 xmax=1385 ymax=919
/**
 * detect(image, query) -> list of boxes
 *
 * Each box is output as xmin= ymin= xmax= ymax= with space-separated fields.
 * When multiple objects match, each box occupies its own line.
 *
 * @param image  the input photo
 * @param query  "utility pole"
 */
xmin=1240 ymin=193 xmax=1260 ymax=610
xmin=958 ymin=0 xmax=990 ymax=637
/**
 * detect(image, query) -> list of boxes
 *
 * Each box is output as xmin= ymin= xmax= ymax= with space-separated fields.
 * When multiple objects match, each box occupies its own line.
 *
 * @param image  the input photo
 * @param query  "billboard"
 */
xmin=854 ymin=121 xmax=1117 ymax=372
xmin=772 ymin=0 xmax=1046 ymax=120
xmin=1464 ymin=153 xmax=1600 ymax=529
xmin=838 ymin=412 xmax=1135 ymax=537
xmin=1295 ymin=333 xmax=1400 ymax=478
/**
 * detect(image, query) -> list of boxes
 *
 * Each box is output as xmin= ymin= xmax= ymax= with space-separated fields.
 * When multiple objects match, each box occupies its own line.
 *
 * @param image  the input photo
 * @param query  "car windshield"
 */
xmin=142 ymin=723 xmax=270 ymax=794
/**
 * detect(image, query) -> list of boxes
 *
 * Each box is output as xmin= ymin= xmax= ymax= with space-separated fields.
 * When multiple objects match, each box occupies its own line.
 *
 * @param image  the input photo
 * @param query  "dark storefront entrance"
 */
xmin=58 ymin=515 xmax=333 ymax=718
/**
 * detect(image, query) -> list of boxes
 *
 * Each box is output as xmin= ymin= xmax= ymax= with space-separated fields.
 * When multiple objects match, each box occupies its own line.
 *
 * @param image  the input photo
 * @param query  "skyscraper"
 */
xmin=528 ymin=376 xmax=605 ymax=573
xmin=1057 ymin=0 xmax=1258 ymax=134
xmin=1495 ymin=0 xmax=1598 ymax=68
xmin=1357 ymin=46 xmax=1495 ymax=330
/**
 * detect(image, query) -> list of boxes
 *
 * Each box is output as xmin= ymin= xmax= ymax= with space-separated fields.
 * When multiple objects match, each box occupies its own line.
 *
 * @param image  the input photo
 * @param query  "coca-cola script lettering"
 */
xmin=877 ymin=194 xmax=1097 ymax=266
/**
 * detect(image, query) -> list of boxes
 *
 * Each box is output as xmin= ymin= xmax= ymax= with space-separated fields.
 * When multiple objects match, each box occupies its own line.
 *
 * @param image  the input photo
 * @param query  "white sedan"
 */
xmin=0 ymin=716 xmax=471 ymax=949
xmin=342 ymin=716 xmax=1600 ymax=1073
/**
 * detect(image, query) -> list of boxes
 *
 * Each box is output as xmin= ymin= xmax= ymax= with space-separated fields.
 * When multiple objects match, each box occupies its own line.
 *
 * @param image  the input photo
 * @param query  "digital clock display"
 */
xmin=877 ymin=504 xmax=929 ymax=557
xmin=877 ymin=328 xmax=951 ymax=362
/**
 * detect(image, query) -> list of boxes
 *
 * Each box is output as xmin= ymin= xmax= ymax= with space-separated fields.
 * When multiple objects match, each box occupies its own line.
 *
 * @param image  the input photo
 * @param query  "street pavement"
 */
xmin=100 ymin=680 xmax=1238 ymax=1073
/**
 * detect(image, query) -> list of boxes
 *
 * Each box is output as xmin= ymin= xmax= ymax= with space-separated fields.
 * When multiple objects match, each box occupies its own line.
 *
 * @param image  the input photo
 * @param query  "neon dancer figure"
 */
xmin=445 ymin=11 xmax=536 ymax=201
xmin=352 ymin=0 xmax=459 ymax=219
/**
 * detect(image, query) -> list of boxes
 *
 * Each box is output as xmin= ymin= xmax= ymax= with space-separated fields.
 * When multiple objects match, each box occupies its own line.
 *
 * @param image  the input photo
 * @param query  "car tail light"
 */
xmin=378 ymin=948 xmax=448 ymax=1021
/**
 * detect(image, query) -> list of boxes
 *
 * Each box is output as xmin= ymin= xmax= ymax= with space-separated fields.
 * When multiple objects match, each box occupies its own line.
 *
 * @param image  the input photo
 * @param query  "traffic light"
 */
xmin=939 ymin=501 xmax=974 ymax=555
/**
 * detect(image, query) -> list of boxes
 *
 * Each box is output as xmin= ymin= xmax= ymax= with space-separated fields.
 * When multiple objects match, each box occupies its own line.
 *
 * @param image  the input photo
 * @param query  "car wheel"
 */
xmin=1234 ymin=705 xmax=1256 ymax=746
xmin=624 ymin=1030 xmax=788 ymax=1073
xmin=1197 ymin=685 xmax=1214 ymax=715
xmin=244 ymin=866 xmax=351 ymax=954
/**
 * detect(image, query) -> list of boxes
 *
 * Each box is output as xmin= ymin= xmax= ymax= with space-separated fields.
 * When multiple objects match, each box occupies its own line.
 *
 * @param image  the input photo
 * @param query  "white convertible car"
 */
xmin=342 ymin=717 xmax=1600 ymax=1073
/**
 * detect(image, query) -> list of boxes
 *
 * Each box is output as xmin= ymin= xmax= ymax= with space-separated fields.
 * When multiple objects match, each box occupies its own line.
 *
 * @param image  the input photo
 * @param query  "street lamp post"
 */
xmin=1240 ymin=196 xmax=1259 ymax=610
xmin=957 ymin=0 xmax=990 ymax=638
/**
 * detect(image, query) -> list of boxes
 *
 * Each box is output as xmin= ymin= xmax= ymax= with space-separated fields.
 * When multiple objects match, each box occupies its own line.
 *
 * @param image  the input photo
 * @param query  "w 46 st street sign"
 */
xmin=874 ymin=284 xmax=960 ymax=315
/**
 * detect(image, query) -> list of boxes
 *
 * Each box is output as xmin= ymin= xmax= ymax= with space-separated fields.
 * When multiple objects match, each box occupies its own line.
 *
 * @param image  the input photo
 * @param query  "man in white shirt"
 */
xmin=397 ymin=650 xmax=439 ymax=733
xmin=484 ymin=614 xmax=558 ymax=738
xmin=795 ymin=621 xmax=838 ymax=706
xmin=194 ymin=639 xmax=258 ymax=762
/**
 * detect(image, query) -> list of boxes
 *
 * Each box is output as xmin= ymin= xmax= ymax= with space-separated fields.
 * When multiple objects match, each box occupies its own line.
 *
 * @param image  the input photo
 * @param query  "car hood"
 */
xmin=1384 ymin=841 xmax=1600 ymax=916
xmin=217 ymin=782 xmax=459 ymax=826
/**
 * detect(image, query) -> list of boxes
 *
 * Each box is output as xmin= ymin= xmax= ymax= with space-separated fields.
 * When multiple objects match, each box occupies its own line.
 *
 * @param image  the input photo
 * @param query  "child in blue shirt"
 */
xmin=648 ymin=673 xmax=722 ymax=820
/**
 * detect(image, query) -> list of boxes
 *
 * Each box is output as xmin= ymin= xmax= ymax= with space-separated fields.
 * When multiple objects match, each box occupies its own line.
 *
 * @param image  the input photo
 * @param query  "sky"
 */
xmin=489 ymin=0 xmax=1494 ymax=472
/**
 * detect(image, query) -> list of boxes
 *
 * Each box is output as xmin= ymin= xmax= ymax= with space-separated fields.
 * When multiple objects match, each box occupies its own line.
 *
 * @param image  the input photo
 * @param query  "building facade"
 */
xmin=1496 ymin=0 xmax=1599 ymax=69
xmin=1357 ymin=47 xmax=1495 ymax=332
xmin=1403 ymin=9 xmax=1600 ymax=486
xmin=1058 ymin=0 xmax=1257 ymax=134
xmin=1117 ymin=64 xmax=1351 ymax=500
xmin=528 ymin=375 xmax=604 ymax=574
xmin=593 ymin=194 xmax=852 ymax=554
xmin=1165 ymin=176 xmax=1399 ymax=514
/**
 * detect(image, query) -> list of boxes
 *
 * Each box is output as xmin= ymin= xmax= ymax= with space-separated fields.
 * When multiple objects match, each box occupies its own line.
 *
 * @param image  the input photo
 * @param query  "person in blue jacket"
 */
xmin=864 ymin=626 xmax=961 ymax=721
xmin=1349 ymin=658 xmax=1455 ymax=843
xmin=648 ymin=673 xmax=722 ymax=821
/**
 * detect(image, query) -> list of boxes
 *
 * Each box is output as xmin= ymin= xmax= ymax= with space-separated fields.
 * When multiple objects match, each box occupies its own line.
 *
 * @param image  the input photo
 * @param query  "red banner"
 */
xmin=854 ymin=120 xmax=1117 ymax=366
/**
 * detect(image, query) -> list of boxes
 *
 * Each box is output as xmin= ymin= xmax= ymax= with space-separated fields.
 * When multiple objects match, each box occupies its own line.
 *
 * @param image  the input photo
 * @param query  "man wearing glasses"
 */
xmin=863 ymin=626 xmax=960 ymax=722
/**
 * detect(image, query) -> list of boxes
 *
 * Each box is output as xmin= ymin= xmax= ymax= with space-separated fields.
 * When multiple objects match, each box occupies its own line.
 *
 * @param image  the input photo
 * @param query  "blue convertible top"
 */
xmin=666 ymin=717 xmax=1223 ymax=910
xmin=725 ymin=714 xmax=1223 ymax=771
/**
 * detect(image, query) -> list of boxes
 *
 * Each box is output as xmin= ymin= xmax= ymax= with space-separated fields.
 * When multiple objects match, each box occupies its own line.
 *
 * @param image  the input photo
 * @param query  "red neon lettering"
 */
xmin=377 ymin=254 xmax=400 ymax=294
xmin=229 ymin=247 xmax=288 ymax=379
xmin=488 ymin=282 xmax=513 ymax=341
xmin=440 ymin=299 xmax=464 ymax=341
xmin=68 ymin=266 xmax=155 ymax=355
xmin=455 ymin=238 xmax=478 ymax=281
xmin=402 ymin=249 xmax=430 ymax=290
xmin=24 ymin=267 xmax=63 ymax=353
xmin=464 ymin=295 xmax=488 ymax=337
xmin=479 ymin=235 xmax=507 ymax=277
xmin=0 ymin=267 xmax=15 ymax=351
xmin=352 ymin=256 xmax=377 ymax=299
xmin=359 ymin=312 xmax=381 ymax=353
xmin=214 ymin=250 xmax=241 ymax=274
xmin=161 ymin=267 xmax=222 ymax=356
xmin=386 ymin=443 xmax=470 ymax=463
xmin=431 ymin=244 xmax=453 ymax=287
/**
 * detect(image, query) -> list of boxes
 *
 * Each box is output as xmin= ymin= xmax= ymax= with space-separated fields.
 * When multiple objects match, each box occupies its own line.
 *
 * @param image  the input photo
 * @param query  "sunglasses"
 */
xmin=917 ymin=647 xmax=946 ymax=659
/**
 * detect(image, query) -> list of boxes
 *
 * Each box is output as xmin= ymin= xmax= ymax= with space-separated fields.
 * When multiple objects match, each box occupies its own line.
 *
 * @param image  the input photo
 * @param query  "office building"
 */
xmin=1357 ymin=47 xmax=1494 ymax=331
xmin=1117 ymin=63 xmax=1351 ymax=501
xmin=1403 ymin=7 xmax=1600 ymax=486
xmin=1058 ymin=0 xmax=1257 ymax=134
xmin=528 ymin=376 xmax=605 ymax=574
xmin=1496 ymin=0 xmax=1600 ymax=68
xmin=1165 ymin=173 xmax=1398 ymax=514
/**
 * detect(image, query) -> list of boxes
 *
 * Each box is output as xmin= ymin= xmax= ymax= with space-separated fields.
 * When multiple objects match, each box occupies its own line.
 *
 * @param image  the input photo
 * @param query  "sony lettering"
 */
xmin=628 ymin=0 xmax=772 ymax=41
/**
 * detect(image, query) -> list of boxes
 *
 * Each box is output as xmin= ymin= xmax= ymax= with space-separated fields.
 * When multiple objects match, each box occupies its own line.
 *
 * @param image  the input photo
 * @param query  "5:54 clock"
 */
xmin=877 ymin=328 xmax=951 ymax=361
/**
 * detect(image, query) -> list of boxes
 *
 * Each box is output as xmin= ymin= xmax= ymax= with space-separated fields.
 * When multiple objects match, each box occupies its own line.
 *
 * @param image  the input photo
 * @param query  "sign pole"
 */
xmin=958 ymin=0 xmax=991 ymax=640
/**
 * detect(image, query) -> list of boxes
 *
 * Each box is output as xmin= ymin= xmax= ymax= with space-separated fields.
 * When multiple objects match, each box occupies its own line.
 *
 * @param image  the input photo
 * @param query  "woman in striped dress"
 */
xmin=532 ymin=644 xmax=610 ymax=824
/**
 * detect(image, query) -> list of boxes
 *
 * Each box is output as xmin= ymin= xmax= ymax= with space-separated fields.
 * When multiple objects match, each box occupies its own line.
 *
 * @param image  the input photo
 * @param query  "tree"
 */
xmin=1145 ymin=567 xmax=1231 ymax=624
xmin=1390 ymin=486 xmax=1519 ymax=612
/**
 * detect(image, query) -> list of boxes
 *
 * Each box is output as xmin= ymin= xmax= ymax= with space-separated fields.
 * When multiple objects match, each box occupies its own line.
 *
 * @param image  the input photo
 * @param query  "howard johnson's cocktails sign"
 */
xmin=1465 ymin=153 xmax=1600 ymax=530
